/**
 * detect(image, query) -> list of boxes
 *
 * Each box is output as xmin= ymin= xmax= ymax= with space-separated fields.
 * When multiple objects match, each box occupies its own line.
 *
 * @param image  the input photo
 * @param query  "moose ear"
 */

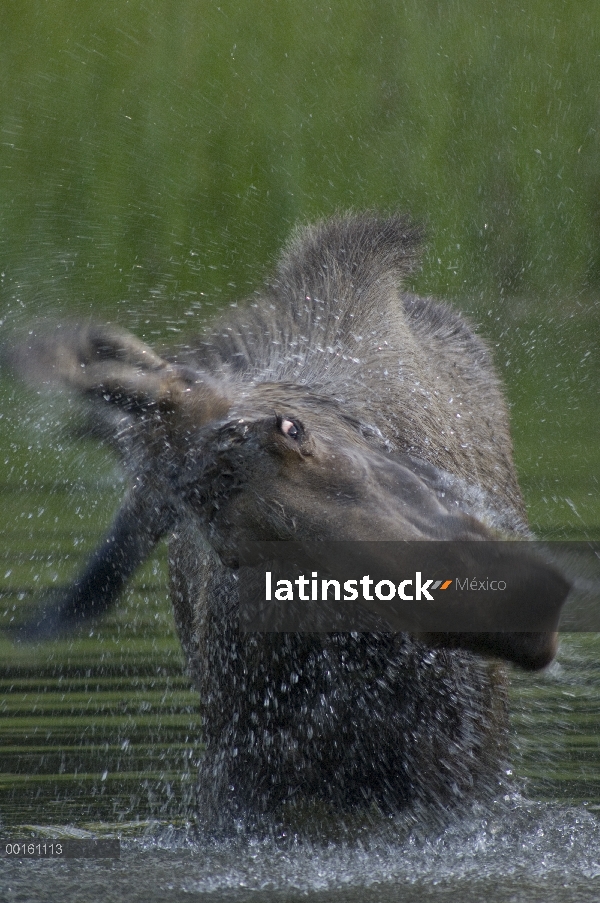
xmin=6 ymin=323 xmax=195 ymax=414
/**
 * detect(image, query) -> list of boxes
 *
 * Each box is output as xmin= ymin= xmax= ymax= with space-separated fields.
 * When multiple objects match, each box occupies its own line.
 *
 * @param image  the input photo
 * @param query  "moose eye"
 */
xmin=277 ymin=415 xmax=302 ymax=440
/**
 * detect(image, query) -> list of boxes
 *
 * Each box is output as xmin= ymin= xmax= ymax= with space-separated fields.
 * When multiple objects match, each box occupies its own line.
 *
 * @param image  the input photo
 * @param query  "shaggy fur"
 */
xmin=9 ymin=215 xmax=568 ymax=831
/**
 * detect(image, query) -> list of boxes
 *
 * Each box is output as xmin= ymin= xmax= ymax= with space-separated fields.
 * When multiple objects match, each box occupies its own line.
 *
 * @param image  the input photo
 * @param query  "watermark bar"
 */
xmin=238 ymin=541 xmax=600 ymax=632
xmin=1 ymin=839 xmax=120 ymax=859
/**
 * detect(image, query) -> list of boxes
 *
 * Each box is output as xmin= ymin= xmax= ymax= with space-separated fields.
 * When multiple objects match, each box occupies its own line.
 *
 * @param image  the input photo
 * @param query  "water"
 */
xmin=0 ymin=306 xmax=599 ymax=899
xmin=0 ymin=288 xmax=598 ymax=900
xmin=0 ymin=360 xmax=598 ymax=903
xmin=2 ymin=800 xmax=600 ymax=901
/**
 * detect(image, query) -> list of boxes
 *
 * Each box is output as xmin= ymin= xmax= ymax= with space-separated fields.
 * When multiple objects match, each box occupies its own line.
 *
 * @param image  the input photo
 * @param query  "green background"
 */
xmin=1 ymin=0 xmax=598 ymax=534
xmin=3 ymin=1 xmax=600 ymax=305
xmin=0 ymin=0 xmax=599 ymax=831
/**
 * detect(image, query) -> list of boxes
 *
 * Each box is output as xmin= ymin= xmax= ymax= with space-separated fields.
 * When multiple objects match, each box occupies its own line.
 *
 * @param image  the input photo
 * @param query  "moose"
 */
xmin=9 ymin=214 xmax=569 ymax=830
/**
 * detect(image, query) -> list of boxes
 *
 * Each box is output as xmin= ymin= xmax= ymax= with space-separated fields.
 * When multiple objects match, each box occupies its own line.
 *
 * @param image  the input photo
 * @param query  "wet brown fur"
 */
xmin=9 ymin=215 xmax=568 ymax=830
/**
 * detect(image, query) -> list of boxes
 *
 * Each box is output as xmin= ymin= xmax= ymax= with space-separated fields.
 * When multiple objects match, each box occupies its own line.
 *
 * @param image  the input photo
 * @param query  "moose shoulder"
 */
xmin=10 ymin=214 xmax=569 ymax=826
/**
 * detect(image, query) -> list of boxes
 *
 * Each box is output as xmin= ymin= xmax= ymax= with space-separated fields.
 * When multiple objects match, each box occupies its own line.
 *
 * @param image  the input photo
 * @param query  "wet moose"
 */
xmin=11 ymin=215 xmax=569 ymax=828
